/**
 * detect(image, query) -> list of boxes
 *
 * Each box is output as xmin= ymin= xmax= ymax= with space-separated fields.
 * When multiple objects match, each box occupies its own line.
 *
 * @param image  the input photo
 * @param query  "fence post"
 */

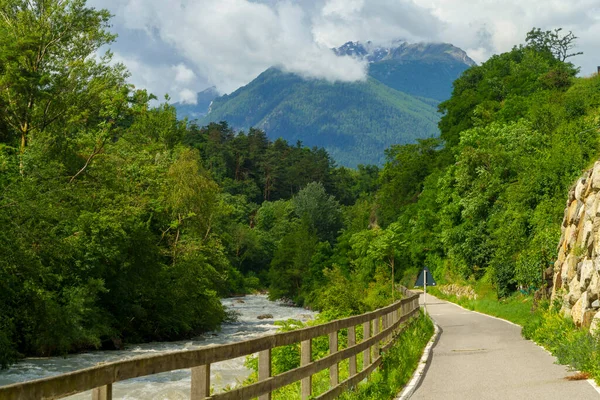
xmin=372 ymin=316 xmax=380 ymax=360
xmin=301 ymin=339 xmax=312 ymax=400
xmin=329 ymin=331 xmax=338 ymax=387
xmin=382 ymin=313 xmax=389 ymax=344
xmin=348 ymin=326 xmax=357 ymax=377
xmin=259 ymin=349 xmax=272 ymax=400
xmin=92 ymin=385 xmax=112 ymax=400
xmin=363 ymin=321 xmax=371 ymax=370
xmin=191 ymin=365 xmax=210 ymax=400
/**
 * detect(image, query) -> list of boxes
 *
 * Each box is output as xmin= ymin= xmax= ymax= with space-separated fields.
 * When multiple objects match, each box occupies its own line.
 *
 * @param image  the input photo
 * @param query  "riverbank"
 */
xmin=0 ymin=295 xmax=316 ymax=398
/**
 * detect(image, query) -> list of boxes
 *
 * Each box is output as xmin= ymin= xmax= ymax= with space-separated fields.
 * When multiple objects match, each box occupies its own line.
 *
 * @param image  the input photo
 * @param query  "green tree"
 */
xmin=0 ymin=0 xmax=127 ymax=172
xmin=293 ymin=182 xmax=343 ymax=243
xmin=377 ymin=138 xmax=441 ymax=225
xmin=525 ymin=27 xmax=583 ymax=62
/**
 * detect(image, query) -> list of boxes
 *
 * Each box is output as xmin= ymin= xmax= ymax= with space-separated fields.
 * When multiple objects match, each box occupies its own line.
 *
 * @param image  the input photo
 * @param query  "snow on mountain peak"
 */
xmin=334 ymin=40 xmax=475 ymax=66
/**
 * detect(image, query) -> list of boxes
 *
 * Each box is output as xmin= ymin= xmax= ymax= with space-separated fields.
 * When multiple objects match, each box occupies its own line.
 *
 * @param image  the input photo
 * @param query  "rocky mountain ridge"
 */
xmin=334 ymin=40 xmax=476 ymax=66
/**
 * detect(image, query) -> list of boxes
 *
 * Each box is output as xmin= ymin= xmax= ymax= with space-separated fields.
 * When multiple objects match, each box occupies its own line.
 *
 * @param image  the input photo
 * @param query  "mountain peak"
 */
xmin=334 ymin=40 xmax=476 ymax=66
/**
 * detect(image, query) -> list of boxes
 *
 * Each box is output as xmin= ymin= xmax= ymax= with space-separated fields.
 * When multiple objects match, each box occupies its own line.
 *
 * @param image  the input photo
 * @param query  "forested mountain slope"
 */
xmin=336 ymin=41 xmax=475 ymax=101
xmin=198 ymin=69 xmax=440 ymax=167
xmin=177 ymin=41 xmax=474 ymax=167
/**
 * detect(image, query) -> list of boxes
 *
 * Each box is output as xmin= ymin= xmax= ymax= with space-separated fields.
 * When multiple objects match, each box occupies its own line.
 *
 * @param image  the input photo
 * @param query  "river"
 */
xmin=0 ymin=295 xmax=316 ymax=399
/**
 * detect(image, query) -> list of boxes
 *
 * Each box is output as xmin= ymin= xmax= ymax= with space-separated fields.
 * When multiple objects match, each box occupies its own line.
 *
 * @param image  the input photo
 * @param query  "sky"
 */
xmin=88 ymin=0 xmax=600 ymax=104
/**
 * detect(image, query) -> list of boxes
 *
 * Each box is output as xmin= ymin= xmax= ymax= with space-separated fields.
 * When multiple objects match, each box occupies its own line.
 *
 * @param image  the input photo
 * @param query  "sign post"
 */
xmin=414 ymin=267 xmax=436 ymax=317
xmin=424 ymin=269 xmax=427 ymax=317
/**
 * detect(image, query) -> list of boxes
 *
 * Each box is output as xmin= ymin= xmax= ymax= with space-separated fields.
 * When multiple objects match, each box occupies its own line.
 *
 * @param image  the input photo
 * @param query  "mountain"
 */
xmin=177 ymin=41 xmax=475 ymax=167
xmin=335 ymin=41 xmax=476 ymax=101
xmin=197 ymin=68 xmax=440 ymax=167
xmin=175 ymin=86 xmax=219 ymax=119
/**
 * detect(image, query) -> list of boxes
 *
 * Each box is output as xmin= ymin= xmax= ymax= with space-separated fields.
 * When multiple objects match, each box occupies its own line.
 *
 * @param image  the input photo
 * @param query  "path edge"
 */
xmin=395 ymin=317 xmax=440 ymax=400
xmin=437 ymin=295 xmax=600 ymax=395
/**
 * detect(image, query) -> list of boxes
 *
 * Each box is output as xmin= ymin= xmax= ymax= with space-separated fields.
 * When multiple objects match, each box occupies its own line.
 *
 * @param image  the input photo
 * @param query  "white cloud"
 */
xmin=96 ymin=0 xmax=368 ymax=94
xmin=314 ymin=0 xmax=443 ymax=47
xmin=179 ymin=89 xmax=198 ymax=104
xmin=111 ymin=53 xmax=205 ymax=104
xmin=91 ymin=0 xmax=600 ymax=99
xmin=411 ymin=0 xmax=600 ymax=74
xmin=173 ymin=64 xmax=196 ymax=85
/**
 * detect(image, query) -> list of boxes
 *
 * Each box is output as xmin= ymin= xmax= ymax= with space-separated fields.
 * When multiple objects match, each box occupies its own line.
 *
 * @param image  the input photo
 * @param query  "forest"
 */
xmin=1 ymin=0 xmax=600 ymax=371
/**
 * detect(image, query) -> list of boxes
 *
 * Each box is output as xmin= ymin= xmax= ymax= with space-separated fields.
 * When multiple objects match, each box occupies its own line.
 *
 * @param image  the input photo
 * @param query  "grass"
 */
xmin=339 ymin=312 xmax=434 ymax=400
xmin=521 ymin=299 xmax=600 ymax=384
xmin=243 ymin=311 xmax=434 ymax=400
xmin=427 ymin=281 xmax=533 ymax=326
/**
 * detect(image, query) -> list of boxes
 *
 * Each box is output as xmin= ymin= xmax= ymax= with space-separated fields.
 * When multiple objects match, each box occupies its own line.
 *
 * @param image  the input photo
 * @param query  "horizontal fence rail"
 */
xmin=0 ymin=292 xmax=421 ymax=400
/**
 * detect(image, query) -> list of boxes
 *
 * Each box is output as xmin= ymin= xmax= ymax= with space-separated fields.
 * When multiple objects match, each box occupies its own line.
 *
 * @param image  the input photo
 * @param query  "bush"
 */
xmin=523 ymin=302 xmax=600 ymax=383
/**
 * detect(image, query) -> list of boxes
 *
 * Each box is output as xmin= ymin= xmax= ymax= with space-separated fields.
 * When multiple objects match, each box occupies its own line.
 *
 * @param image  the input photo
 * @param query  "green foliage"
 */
xmin=523 ymin=302 xmax=600 ymax=383
xmin=429 ymin=281 xmax=534 ymax=327
xmin=377 ymin=138 xmax=441 ymax=225
xmin=198 ymin=69 xmax=441 ymax=168
xmin=0 ymin=0 xmax=127 ymax=171
xmin=268 ymin=223 xmax=319 ymax=303
xmin=525 ymin=28 xmax=583 ymax=63
xmin=438 ymin=44 xmax=578 ymax=147
xmin=0 ymin=1 xmax=270 ymax=362
xmin=376 ymin=31 xmax=599 ymax=298
xmin=243 ymin=312 xmax=433 ymax=400
xmin=339 ymin=313 xmax=433 ymax=400
xmin=293 ymin=182 xmax=343 ymax=243
xmin=184 ymin=122 xmax=343 ymax=204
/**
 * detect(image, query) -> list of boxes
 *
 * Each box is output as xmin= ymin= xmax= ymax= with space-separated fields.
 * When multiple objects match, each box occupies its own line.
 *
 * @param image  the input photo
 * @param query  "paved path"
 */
xmin=410 ymin=293 xmax=599 ymax=399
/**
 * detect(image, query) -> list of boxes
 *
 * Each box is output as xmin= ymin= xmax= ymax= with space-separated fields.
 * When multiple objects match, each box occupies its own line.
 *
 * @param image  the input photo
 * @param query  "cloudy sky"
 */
xmin=89 ymin=0 xmax=600 ymax=103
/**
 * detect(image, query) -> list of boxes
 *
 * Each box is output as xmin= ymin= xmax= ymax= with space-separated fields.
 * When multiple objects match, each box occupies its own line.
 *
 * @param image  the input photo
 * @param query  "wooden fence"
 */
xmin=0 ymin=292 xmax=420 ymax=400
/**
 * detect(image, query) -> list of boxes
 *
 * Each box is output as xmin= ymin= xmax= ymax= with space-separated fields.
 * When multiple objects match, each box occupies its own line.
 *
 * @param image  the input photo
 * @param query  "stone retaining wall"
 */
xmin=552 ymin=162 xmax=600 ymax=333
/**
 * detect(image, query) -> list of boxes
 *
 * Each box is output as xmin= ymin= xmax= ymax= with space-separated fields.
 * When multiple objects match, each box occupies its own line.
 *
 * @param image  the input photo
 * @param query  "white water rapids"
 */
xmin=0 ymin=295 xmax=316 ymax=399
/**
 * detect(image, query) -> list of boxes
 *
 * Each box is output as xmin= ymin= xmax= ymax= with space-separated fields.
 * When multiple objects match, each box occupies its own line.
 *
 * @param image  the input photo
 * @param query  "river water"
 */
xmin=0 ymin=295 xmax=316 ymax=399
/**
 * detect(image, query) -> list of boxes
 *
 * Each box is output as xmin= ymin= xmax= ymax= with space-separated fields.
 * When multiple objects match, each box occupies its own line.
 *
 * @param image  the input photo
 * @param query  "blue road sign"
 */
xmin=415 ymin=266 xmax=436 ymax=287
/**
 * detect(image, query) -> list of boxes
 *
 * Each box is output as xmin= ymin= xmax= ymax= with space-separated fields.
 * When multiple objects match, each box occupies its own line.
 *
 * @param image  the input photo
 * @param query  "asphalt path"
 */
xmin=410 ymin=293 xmax=600 ymax=399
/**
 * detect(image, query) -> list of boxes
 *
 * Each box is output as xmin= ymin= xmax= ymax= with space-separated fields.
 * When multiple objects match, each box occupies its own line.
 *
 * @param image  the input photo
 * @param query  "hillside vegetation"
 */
xmin=366 ymin=42 xmax=475 ymax=101
xmin=199 ymin=69 xmax=440 ymax=167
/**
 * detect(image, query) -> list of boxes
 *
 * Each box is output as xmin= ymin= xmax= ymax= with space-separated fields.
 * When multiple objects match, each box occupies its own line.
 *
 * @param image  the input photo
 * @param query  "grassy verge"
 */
xmin=339 ymin=312 xmax=434 ymax=400
xmin=522 ymin=299 xmax=600 ymax=383
xmin=427 ymin=283 xmax=533 ymax=326
xmin=428 ymin=282 xmax=600 ymax=384
xmin=243 ymin=311 xmax=434 ymax=399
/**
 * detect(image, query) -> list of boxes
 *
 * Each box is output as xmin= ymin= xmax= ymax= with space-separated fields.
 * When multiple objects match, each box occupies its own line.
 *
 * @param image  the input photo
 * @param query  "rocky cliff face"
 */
xmin=552 ymin=162 xmax=600 ymax=332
